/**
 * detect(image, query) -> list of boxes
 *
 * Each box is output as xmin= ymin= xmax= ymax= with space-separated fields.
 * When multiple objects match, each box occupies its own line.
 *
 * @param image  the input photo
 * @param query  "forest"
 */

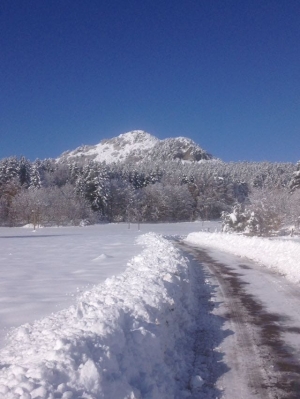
xmin=0 ymin=155 xmax=299 ymax=235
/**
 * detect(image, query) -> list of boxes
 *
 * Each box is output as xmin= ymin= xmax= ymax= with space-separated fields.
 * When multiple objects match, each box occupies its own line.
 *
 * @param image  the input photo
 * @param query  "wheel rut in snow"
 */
xmin=177 ymin=241 xmax=300 ymax=399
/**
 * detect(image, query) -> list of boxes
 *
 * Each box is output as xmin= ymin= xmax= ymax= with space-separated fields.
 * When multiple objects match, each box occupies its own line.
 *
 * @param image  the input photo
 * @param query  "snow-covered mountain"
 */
xmin=59 ymin=130 xmax=213 ymax=164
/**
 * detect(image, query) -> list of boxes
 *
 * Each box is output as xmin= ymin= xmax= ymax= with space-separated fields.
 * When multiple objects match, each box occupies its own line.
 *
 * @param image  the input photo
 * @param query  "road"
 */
xmin=178 ymin=241 xmax=300 ymax=399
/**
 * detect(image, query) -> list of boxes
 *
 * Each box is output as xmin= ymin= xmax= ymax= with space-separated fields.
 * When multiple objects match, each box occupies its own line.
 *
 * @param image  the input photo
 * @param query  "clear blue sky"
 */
xmin=1 ymin=0 xmax=299 ymax=162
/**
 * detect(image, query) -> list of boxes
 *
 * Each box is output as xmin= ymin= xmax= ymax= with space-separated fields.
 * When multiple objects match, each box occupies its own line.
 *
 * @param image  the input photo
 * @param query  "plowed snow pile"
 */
xmin=0 ymin=233 xmax=202 ymax=399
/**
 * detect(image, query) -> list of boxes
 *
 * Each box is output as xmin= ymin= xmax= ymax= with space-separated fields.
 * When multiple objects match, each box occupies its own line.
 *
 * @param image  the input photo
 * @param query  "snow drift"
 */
xmin=185 ymin=232 xmax=300 ymax=284
xmin=0 ymin=233 xmax=201 ymax=399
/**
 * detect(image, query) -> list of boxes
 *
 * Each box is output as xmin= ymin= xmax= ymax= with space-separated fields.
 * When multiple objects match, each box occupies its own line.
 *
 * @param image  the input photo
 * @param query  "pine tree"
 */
xmin=75 ymin=161 xmax=109 ymax=218
xmin=18 ymin=157 xmax=31 ymax=187
xmin=0 ymin=157 xmax=19 ymax=184
xmin=29 ymin=163 xmax=42 ymax=189
xmin=290 ymin=161 xmax=300 ymax=193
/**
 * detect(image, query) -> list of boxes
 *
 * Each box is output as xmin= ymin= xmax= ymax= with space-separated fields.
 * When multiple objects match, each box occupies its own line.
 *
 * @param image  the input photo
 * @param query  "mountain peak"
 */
xmin=115 ymin=130 xmax=157 ymax=142
xmin=101 ymin=130 xmax=159 ymax=150
xmin=59 ymin=130 xmax=213 ymax=164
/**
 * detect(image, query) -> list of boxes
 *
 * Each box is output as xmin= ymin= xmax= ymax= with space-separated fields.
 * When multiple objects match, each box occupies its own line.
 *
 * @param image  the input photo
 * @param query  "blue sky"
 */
xmin=1 ymin=0 xmax=299 ymax=162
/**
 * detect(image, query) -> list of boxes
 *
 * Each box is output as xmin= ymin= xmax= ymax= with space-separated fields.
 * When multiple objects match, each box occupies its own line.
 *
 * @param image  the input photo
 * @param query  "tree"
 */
xmin=289 ymin=161 xmax=300 ymax=193
xmin=10 ymin=184 xmax=95 ymax=227
xmin=18 ymin=157 xmax=31 ymax=187
xmin=140 ymin=183 xmax=168 ymax=222
xmin=29 ymin=163 xmax=42 ymax=188
xmin=0 ymin=157 xmax=19 ymax=185
xmin=75 ymin=161 xmax=109 ymax=218
xmin=9 ymin=188 xmax=42 ymax=226
xmin=106 ymin=178 xmax=131 ymax=222
xmin=0 ymin=179 xmax=21 ymax=225
xmin=289 ymin=189 xmax=300 ymax=231
xmin=41 ymin=184 xmax=94 ymax=226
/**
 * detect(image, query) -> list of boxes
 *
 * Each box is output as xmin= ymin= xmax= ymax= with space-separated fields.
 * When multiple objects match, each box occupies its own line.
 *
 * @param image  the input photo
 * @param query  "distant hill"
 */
xmin=58 ymin=130 xmax=213 ymax=164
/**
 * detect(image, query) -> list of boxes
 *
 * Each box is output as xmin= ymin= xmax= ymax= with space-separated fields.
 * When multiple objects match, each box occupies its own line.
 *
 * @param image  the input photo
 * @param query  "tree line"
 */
xmin=0 ymin=155 xmax=297 ymax=232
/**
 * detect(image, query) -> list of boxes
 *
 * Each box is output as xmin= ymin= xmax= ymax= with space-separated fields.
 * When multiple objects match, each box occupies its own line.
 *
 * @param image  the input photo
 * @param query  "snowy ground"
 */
xmin=1 ymin=222 xmax=300 ymax=398
xmin=0 ymin=222 xmax=219 ymax=399
xmin=0 ymin=222 xmax=217 ymax=349
xmin=0 ymin=224 xmax=141 ymax=348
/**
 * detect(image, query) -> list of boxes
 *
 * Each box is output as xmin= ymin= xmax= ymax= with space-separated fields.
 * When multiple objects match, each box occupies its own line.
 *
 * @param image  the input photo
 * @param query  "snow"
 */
xmin=0 ymin=224 xmax=143 ymax=348
xmin=92 ymin=131 xmax=159 ymax=163
xmin=60 ymin=130 xmax=159 ymax=164
xmin=185 ymin=231 xmax=300 ymax=283
xmin=0 ymin=225 xmax=215 ymax=399
xmin=0 ymin=222 xmax=215 ymax=350
xmin=58 ymin=130 xmax=212 ymax=164
xmin=5 ymin=221 xmax=300 ymax=398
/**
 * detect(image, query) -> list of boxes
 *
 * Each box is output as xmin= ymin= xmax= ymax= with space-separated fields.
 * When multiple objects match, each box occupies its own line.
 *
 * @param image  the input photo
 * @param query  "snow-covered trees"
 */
xmin=29 ymin=163 xmax=42 ymax=189
xmin=0 ymin=154 xmax=296 ymax=228
xmin=107 ymin=178 xmax=131 ymax=222
xmin=222 ymin=188 xmax=284 ymax=236
xmin=136 ymin=183 xmax=194 ymax=222
xmin=10 ymin=185 xmax=94 ymax=227
xmin=290 ymin=161 xmax=300 ymax=193
xmin=75 ymin=161 xmax=109 ymax=217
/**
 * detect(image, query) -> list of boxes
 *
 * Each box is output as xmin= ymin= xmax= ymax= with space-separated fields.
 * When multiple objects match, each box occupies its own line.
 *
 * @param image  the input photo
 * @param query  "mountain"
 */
xmin=59 ymin=130 xmax=213 ymax=164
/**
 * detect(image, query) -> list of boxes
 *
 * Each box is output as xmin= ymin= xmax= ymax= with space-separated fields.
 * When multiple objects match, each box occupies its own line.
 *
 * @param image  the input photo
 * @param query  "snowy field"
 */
xmin=0 ymin=221 xmax=219 ymax=399
xmin=0 ymin=222 xmax=217 ymax=349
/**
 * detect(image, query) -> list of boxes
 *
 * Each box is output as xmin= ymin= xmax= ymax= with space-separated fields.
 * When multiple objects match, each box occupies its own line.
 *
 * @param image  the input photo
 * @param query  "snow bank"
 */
xmin=185 ymin=232 xmax=300 ymax=283
xmin=0 ymin=233 xmax=198 ymax=399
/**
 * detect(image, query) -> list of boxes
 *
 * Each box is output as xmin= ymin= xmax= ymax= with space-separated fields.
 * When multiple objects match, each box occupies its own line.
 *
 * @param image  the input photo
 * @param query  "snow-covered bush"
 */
xmin=222 ymin=189 xmax=282 ymax=236
xmin=243 ymin=205 xmax=281 ymax=236
xmin=221 ymin=204 xmax=248 ymax=233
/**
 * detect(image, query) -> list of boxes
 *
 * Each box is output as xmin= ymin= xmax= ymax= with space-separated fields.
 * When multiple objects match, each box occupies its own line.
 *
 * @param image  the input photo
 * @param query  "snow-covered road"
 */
xmin=180 ymin=241 xmax=300 ymax=398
